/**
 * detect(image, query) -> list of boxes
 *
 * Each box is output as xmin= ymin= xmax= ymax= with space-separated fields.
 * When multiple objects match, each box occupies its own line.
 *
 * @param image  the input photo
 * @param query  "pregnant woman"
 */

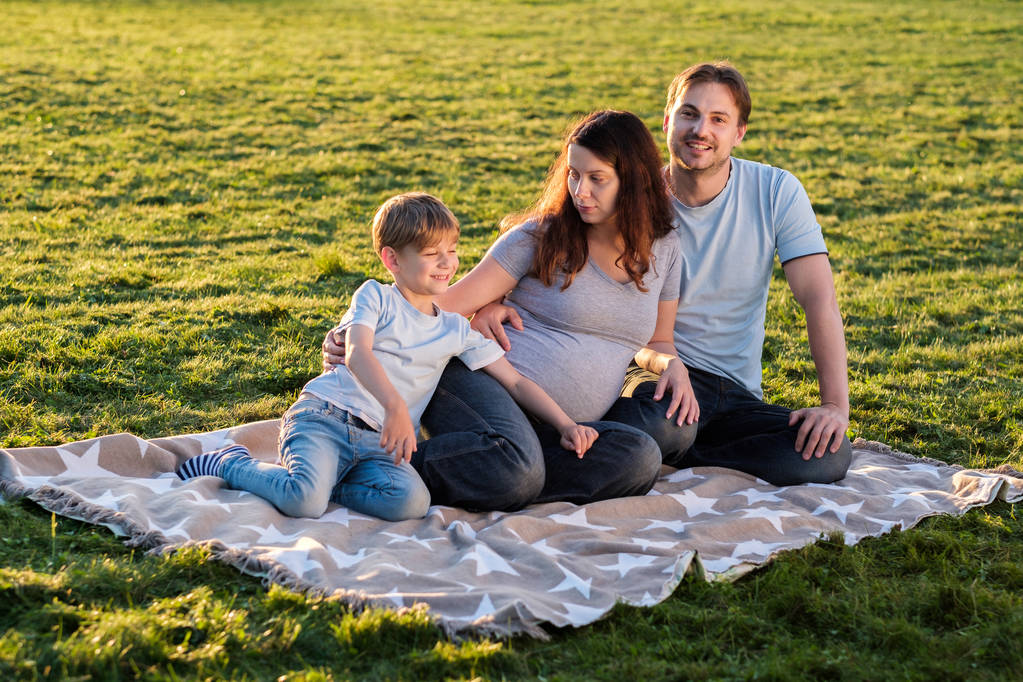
xmin=324 ymin=110 xmax=698 ymax=510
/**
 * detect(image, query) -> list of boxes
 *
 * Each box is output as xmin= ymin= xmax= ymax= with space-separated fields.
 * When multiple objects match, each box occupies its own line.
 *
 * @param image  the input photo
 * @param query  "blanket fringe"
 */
xmin=156 ymin=541 xmax=538 ymax=639
xmin=1 ymin=479 xmax=168 ymax=551
xmin=1 ymin=479 xmax=532 ymax=637
xmin=853 ymin=438 xmax=1023 ymax=480
xmin=5 ymin=440 xmax=1018 ymax=641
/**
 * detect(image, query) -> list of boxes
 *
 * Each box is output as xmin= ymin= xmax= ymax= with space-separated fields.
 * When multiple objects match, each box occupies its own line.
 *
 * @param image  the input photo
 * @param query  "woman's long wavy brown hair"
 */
xmin=500 ymin=110 xmax=673 ymax=291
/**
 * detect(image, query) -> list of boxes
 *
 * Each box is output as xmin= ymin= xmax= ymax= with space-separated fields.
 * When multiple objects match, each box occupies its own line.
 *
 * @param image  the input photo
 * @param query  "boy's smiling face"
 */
xmin=383 ymin=233 xmax=459 ymax=312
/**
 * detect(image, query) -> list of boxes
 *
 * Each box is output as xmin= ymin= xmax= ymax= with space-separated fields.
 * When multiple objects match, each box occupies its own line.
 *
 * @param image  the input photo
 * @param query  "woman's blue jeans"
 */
xmin=414 ymin=360 xmax=664 ymax=511
xmin=220 ymin=397 xmax=430 ymax=521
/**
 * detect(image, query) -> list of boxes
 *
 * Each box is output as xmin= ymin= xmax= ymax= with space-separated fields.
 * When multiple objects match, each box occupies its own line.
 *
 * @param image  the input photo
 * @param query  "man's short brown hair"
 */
xmin=665 ymin=61 xmax=751 ymax=127
xmin=371 ymin=192 xmax=459 ymax=254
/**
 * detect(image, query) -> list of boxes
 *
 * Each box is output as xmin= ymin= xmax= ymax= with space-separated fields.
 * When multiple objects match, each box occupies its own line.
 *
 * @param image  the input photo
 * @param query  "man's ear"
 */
xmin=734 ymin=122 xmax=747 ymax=146
xmin=379 ymin=246 xmax=400 ymax=274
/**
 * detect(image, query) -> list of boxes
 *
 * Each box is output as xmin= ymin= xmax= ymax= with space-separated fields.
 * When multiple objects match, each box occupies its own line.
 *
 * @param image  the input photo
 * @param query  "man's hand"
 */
xmin=322 ymin=328 xmax=345 ymax=371
xmin=381 ymin=405 xmax=417 ymax=465
xmin=558 ymin=424 xmax=600 ymax=459
xmin=789 ymin=402 xmax=849 ymax=460
xmin=470 ymin=302 xmax=522 ymax=352
xmin=653 ymin=358 xmax=700 ymax=425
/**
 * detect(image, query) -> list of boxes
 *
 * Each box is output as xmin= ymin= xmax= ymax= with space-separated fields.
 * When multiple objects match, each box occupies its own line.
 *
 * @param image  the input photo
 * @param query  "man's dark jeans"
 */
xmin=414 ymin=360 xmax=663 ymax=511
xmin=621 ymin=364 xmax=852 ymax=486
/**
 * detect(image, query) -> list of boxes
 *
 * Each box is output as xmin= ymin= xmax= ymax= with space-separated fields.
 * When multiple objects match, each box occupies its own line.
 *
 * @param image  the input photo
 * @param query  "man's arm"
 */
xmin=782 ymin=253 xmax=850 ymax=459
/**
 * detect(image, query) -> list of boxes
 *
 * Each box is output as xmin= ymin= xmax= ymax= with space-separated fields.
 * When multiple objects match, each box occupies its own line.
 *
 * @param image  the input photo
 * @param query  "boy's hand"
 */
xmin=559 ymin=424 xmax=599 ymax=459
xmin=322 ymin=328 xmax=346 ymax=371
xmin=380 ymin=407 xmax=417 ymax=465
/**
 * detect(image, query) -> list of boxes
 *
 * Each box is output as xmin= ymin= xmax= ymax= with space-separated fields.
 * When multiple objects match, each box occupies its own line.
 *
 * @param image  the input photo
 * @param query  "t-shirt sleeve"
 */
xmin=657 ymin=233 xmax=682 ymax=301
xmin=456 ymin=324 xmax=506 ymax=371
xmin=773 ymin=170 xmax=828 ymax=264
xmin=338 ymin=280 xmax=386 ymax=333
xmin=485 ymin=222 xmax=538 ymax=281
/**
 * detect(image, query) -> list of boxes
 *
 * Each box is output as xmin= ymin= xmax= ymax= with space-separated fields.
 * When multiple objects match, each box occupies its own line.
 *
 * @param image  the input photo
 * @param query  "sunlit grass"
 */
xmin=1 ymin=0 xmax=1021 ymax=678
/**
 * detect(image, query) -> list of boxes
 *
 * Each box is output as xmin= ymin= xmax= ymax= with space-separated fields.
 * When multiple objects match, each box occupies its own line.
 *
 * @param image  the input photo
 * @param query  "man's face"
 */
xmin=663 ymin=81 xmax=747 ymax=174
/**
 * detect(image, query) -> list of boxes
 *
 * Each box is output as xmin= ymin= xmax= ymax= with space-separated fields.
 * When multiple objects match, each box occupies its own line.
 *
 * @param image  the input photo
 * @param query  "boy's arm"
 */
xmin=345 ymin=325 xmax=417 ymax=465
xmin=480 ymin=357 xmax=598 ymax=458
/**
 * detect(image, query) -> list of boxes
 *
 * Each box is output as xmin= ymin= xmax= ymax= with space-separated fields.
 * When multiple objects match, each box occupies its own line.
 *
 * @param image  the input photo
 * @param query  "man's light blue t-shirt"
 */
xmin=671 ymin=157 xmax=828 ymax=398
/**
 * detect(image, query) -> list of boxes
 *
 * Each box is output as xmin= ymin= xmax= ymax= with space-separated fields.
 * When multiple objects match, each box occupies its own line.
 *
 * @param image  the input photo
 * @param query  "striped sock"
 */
xmin=176 ymin=444 xmax=247 ymax=480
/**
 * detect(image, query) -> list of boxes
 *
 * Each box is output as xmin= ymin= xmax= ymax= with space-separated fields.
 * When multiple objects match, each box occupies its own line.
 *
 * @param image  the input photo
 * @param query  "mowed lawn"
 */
xmin=1 ymin=0 xmax=1021 ymax=679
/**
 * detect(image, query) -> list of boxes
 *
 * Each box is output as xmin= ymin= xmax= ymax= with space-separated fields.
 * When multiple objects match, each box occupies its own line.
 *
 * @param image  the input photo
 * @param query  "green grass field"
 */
xmin=2 ymin=0 xmax=1021 ymax=678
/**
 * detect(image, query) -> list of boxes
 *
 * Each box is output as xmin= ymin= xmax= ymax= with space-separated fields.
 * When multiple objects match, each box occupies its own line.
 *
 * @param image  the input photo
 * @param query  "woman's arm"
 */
xmin=468 ymin=302 xmax=523 ymax=351
xmin=633 ymin=298 xmax=700 ymax=425
xmin=434 ymin=254 xmax=518 ymax=317
xmin=322 ymin=254 xmax=521 ymax=370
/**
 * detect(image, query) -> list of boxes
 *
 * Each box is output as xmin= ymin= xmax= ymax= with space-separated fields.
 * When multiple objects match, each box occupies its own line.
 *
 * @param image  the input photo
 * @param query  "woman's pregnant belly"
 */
xmin=503 ymin=323 xmax=637 ymax=423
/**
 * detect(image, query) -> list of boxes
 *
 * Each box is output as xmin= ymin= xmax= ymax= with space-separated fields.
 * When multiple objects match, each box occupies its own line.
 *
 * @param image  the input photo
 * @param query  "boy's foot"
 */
xmin=176 ymin=444 xmax=247 ymax=480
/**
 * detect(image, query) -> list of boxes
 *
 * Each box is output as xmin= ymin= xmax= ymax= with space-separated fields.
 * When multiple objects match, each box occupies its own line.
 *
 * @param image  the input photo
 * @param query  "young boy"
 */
xmin=176 ymin=193 xmax=598 ymax=521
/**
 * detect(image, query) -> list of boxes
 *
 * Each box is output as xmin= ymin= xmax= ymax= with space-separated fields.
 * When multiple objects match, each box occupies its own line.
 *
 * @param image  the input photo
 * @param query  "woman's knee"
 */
xmin=596 ymin=424 xmax=662 ymax=493
xmin=633 ymin=432 xmax=664 ymax=481
xmin=649 ymin=418 xmax=697 ymax=467
xmin=492 ymin=438 xmax=546 ymax=508
xmin=417 ymin=377 xmax=546 ymax=511
xmin=602 ymin=395 xmax=697 ymax=466
xmin=459 ymin=436 xmax=544 ymax=511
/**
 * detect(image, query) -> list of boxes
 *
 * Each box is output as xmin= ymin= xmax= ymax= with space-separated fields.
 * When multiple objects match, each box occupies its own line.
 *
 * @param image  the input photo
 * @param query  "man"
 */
xmin=472 ymin=61 xmax=851 ymax=485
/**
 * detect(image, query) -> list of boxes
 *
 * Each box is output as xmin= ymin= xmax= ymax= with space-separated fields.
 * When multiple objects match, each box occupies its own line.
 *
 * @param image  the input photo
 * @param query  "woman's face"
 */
xmin=567 ymin=143 xmax=620 ymax=231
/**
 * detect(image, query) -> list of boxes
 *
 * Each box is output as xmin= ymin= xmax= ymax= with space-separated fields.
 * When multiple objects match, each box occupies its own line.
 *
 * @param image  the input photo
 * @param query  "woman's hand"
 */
xmin=322 ymin=328 xmax=345 ymax=371
xmin=654 ymin=357 xmax=700 ymax=426
xmin=470 ymin=302 xmax=523 ymax=352
xmin=558 ymin=424 xmax=600 ymax=459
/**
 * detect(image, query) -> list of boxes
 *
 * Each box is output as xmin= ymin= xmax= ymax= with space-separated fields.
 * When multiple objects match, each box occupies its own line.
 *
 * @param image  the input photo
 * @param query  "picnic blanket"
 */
xmin=2 ymin=420 xmax=1021 ymax=638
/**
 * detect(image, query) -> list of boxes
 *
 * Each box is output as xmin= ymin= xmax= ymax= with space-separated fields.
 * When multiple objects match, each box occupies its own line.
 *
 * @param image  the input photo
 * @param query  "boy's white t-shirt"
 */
xmin=302 ymin=280 xmax=504 ymax=432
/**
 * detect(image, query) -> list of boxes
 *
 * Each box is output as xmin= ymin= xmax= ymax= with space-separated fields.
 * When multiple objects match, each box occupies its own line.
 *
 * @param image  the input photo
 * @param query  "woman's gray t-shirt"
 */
xmin=486 ymin=222 xmax=681 ymax=422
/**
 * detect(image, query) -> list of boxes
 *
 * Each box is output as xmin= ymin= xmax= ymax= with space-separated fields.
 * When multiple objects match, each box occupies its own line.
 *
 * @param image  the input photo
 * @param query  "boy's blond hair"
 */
xmin=372 ymin=192 xmax=459 ymax=254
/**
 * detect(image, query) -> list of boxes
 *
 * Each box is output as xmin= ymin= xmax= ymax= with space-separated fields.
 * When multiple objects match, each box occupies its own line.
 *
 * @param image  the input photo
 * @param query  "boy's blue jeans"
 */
xmin=414 ymin=360 xmax=664 ymax=511
xmin=220 ymin=396 xmax=430 ymax=521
